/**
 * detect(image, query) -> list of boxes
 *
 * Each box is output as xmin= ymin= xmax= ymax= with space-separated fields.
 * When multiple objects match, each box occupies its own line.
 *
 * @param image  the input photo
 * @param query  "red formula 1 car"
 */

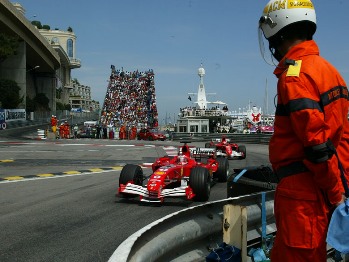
xmin=205 ymin=136 xmax=246 ymax=160
xmin=117 ymin=142 xmax=229 ymax=203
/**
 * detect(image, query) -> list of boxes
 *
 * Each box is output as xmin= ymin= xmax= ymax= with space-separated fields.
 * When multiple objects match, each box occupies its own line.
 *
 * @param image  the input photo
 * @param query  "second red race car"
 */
xmin=205 ymin=136 xmax=246 ymax=160
xmin=117 ymin=142 xmax=229 ymax=203
xmin=137 ymin=128 xmax=167 ymax=141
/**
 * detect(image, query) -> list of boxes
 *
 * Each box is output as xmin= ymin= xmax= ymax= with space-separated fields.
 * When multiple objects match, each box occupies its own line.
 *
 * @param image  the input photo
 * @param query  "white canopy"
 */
xmin=210 ymin=100 xmax=227 ymax=105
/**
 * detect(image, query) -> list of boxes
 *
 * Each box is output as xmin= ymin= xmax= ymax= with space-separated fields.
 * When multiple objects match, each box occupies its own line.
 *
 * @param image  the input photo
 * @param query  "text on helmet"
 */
xmin=288 ymin=0 xmax=314 ymax=9
xmin=264 ymin=0 xmax=286 ymax=14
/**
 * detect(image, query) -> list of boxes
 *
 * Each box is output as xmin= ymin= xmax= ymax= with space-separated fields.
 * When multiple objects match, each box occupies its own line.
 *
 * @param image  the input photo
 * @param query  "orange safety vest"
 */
xmin=51 ymin=117 xmax=57 ymax=127
xmin=270 ymin=40 xmax=349 ymax=261
xmin=270 ymin=40 xmax=349 ymax=205
xmin=269 ymin=40 xmax=349 ymax=262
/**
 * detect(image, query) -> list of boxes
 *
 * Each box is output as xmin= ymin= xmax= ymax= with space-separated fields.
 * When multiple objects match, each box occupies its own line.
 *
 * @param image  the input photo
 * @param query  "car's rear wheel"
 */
xmin=238 ymin=145 xmax=247 ymax=159
xmin=205 ymin=142 xmax=211 ymax=148
xmin=148 ymin=136 xmax=153 ymax=141
xmin=189 ymin=167 xmax=211 ymax=201
xmin=119 ymin=164 xmax=143 ymax=198
xmin=215 ymin=157 xmax=229 ymax=182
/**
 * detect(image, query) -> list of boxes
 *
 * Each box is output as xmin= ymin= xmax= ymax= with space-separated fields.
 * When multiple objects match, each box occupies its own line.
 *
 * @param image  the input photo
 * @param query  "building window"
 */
xmin=67 ymin=39 xmax=73 ymax=57
xmin=201 ymin=125 xmax=208 ymax=133
xmin=179 ymin=126 xmax=187 ymax=133
xmin=190 ymin=125 xmax=198 ymax=133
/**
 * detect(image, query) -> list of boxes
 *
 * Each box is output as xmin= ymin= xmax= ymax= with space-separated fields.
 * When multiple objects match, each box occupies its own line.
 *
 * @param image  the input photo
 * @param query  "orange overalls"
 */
xmin=59 ymin=124 xmax=64 ymax=138
xmin=64 ymin=123 xmax=70 ymax=138
xmin=270 ymin=40 xmax=349 ymax=261
xmin=119 ymin=125 xmax=126 ymax=140
xmin=51 ymin=117 xmax=57 ymax=133
xmin=130 ymin=126 xmax=137 ymax=140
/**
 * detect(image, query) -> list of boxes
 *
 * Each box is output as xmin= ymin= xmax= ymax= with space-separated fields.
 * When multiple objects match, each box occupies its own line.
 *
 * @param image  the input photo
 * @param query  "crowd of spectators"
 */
xmin=100 ymin=66 xmax=159 ymax=129
xmin=179 ymin=105 xmax=229 ymax=117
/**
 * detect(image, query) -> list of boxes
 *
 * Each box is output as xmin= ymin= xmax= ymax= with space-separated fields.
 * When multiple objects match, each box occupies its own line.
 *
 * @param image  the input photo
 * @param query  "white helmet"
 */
xmin=258 ymin=0 xmax=316 ymax=63
xmin=259 ymin=0 xmax=316 ymax=39
xmin=178 ymin=155 xmax=187 ymax=164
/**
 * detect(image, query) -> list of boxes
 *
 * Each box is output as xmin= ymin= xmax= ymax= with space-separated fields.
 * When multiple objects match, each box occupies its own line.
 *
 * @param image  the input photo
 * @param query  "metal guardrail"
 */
xmin=0 ymin=112 xmax=99 ymax=136
xmin=109 ymin=192 xmax=276 ymax=262
xmin=171 ymin=132 xmax=272 ymax=145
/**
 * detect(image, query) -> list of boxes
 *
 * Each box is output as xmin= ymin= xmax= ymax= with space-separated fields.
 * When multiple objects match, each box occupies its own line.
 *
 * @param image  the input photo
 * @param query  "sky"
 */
xmin=15 ymin=0 xmax=349 ymax=125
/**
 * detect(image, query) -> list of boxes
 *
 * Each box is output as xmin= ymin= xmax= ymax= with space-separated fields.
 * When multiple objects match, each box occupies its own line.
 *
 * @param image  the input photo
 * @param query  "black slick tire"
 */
xmin=238 ymin=145 xmax=247 ymax=159
xmin=189 ymin=167 xmax=211 ymax=201
xmin=215 ymin=157 xmax=229 ymax=182
xmin=119 ymin=164 xmax=143 ymax=198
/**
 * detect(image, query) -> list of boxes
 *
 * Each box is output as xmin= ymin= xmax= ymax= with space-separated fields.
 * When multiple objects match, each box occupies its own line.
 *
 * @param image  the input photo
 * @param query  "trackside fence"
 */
xmin=110 ymin=190 xmax=347 ymax=262
xmin=109 ymin=192 xmax=276 ymax=262
xmin=171 ymin=132 xmax=272 ymax=145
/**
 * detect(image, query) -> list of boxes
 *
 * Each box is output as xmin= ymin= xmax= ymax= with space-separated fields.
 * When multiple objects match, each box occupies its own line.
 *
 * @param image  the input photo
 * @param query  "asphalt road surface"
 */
xmin=0 ymin=134 xmax=269 ymax=262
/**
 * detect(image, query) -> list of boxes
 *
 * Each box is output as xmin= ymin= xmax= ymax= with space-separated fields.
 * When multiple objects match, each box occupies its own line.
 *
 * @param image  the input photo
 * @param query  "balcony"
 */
xmin=69 ymin=58 xmax=81 ymax=69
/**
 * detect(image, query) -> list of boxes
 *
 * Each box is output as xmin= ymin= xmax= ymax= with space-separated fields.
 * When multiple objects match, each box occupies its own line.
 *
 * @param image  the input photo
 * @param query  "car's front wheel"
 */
xmin=119 ymin=164 xmax=143 ymax=198
xmin=189 ymin=167 xmax=211 ymax=201
xmin=214 ymin=157 xmax=229 ymax=182
xmin=238 ymin=145 xmax=247 ymax=159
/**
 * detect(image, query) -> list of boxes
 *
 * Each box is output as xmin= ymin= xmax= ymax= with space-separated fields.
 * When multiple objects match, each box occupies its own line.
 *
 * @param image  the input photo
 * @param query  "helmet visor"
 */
xmin=258 ymin=26 xmax=277 ymax=66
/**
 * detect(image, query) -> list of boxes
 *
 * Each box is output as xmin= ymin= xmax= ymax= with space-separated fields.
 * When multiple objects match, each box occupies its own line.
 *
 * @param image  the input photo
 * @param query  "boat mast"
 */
xmin=264 ymin=78 xmax=269 ymax=116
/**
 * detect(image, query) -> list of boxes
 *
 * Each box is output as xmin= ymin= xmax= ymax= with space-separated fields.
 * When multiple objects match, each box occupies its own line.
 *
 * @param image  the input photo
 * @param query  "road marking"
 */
xmin=0 ymin=159 xmax=14 ymax=163
xmin=0 ymin=166 xmax=123 ymax=184
xmin=37 ymin=174 xmax=55 ymax=177
xmin=89 ymin=168 xmax=104 ymax=172
xmin=63 ymin=171 xmax=81 ymax=175
xmin=4 ymin=176 xmax=24 ymax=181
xmin=0 ymin=145 xmax=178 ymax=183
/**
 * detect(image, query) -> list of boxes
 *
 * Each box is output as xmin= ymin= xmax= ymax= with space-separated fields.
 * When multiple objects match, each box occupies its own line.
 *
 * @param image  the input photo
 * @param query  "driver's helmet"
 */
xmin=181 ymin=145 xmax=190 ymax=157
xmin=178 ymin=155 xmax=188 ymax=164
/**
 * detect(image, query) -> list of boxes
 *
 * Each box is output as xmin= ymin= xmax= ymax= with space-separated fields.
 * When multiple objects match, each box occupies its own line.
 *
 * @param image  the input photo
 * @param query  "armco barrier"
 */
xmin=109 ymin=192 xmax=276 ymax=262
xmin=171 ymin=132 xmax=272 ymax=145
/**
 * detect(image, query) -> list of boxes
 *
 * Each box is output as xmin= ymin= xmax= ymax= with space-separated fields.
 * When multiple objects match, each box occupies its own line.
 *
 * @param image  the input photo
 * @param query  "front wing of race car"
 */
xmin=119 ymin=183 xmax=195 ymax=203
xmin=216 ymin=150 xmax=244 ymax=159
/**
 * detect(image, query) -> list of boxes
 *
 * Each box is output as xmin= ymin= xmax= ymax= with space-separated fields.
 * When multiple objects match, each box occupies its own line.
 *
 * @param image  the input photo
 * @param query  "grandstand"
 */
xmin=100 ymin=66 xmax=159 ymax=129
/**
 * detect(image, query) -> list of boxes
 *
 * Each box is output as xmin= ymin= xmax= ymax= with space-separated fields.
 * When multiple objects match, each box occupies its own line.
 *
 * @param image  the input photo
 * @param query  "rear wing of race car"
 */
xmin=189 ymin=147 xmax=216 ymax=159
xmin=178 ymin=147 xmax=216 ymax=158
xmin=212 ymin=138 xmax=231 ymax=143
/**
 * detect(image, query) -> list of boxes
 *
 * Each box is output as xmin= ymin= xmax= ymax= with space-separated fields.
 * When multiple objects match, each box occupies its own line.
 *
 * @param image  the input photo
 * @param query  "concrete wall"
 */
xmin=0 ymin=41 xmax=26 ymax=109
xmin=36 ymin=74 xmax=56 ymax=111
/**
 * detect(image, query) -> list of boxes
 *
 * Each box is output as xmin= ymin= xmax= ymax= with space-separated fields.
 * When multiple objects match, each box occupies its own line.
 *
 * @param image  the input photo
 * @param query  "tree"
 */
xmin=34 ymin=93 xmax=50 ymax=111
xmin=31 ymin=20 xmax=42 ymax=29
xmin=56 ymin=101 xmax=65 ymax=110
xmin=56 ymin=102 xmax=72 ymax=111
xmin=0 ymin=79 xmax=23 ymax=108
xmin=42 ymin=24 xmax=51 ymax=30
xmin=26 ymin=96 xmax=35 ymax=112
xmin=72 ymin=78 xmax=80 ymax=85
xmin=27 ymin=93 xmax=52 ymax=112
xmin=64 ymin=103 xmax=71 ymax=111
xmin=56 ymin=87 xmax=63 ymax=99
xmin=0 ymin=33 xmax=19 ymax=63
